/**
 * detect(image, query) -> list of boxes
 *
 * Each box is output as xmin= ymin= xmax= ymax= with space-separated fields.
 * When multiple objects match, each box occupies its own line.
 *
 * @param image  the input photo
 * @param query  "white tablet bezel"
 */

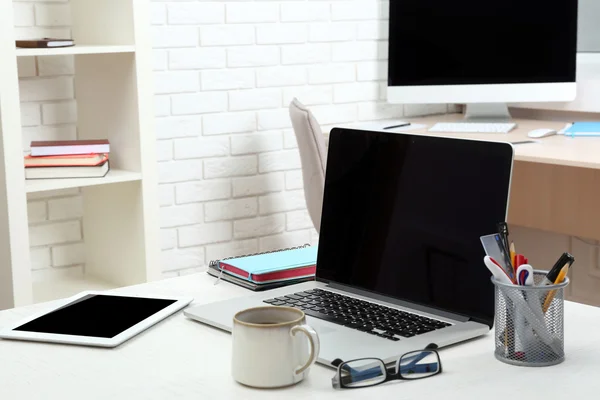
xmin=0 ymin=291 xmax=193 ymax=347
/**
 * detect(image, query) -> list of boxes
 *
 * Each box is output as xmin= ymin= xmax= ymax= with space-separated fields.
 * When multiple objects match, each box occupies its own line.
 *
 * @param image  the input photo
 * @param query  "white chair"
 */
xmin=288 ymin=98 xmax=327 ymax=233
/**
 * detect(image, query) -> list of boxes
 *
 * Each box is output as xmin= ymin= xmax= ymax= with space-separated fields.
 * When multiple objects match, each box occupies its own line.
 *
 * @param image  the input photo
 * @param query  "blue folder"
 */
xmin=563 ymin=122 xmax=600 ymax=137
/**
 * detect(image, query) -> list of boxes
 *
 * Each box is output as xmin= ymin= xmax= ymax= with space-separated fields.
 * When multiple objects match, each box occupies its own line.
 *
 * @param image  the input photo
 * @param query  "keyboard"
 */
xmin=263 ymin=288 xmax=451 ymax=342
xmin=429 ymin=122 xmax=517 ymax=133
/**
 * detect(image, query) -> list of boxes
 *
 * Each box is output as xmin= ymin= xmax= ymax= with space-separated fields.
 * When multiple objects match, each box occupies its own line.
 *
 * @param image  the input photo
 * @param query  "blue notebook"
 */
xmin=218 ymin=245 xmax=318 ymax=284
xmin=562 ymin=122 xmax=600 ymax=137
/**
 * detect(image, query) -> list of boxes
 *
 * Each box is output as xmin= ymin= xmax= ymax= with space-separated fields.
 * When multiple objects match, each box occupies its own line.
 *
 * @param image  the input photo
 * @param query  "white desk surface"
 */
xmin=350 ymin=114 xmax=600 ymax=170
xmin=1 ymin=272 xmax=599 ymax=399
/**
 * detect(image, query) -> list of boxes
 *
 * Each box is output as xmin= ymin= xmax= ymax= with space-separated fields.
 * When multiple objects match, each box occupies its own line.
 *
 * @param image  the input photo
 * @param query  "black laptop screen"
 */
xmin=316 ymin=129 xmax=513 ymax=326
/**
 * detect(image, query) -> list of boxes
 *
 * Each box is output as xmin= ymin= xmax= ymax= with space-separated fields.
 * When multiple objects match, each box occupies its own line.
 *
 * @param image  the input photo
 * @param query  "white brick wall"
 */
xmin=16 ymin=0 xmax=450 ymax=279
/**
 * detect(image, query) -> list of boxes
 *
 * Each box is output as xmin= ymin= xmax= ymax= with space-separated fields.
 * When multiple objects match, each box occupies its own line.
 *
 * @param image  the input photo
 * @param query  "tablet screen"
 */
xmin=13 ymin=295 xmax=177 ymax=338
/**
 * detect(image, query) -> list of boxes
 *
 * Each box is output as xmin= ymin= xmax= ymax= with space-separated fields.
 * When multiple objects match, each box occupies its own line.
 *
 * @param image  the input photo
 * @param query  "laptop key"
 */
xmin=285 ymin=295 xmax=303 ymax=300
xmin=345 ymin=322 xmax=363 ymax=329
xmin=271 ymin=301 xmax=286 ymax=306
xmin=275 ymin=297 xmax=288 ymax=302
xmin=303 ymin=309 xmax=346 ymax=325
xmin=295 ymin=293 xmax=311 ymax=298
xmin=263 ymin=299 xmax=278 ymax=304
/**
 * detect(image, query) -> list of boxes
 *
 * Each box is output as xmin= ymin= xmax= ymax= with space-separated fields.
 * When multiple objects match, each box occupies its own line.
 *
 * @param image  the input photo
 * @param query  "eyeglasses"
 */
xmin=331 ymin=346 xmax=442 ymax=389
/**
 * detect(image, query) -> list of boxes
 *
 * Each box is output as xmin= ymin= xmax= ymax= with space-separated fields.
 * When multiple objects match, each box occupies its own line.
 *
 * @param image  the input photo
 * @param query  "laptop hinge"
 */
xmin=324 ymin=281 xmax=471 ymax=323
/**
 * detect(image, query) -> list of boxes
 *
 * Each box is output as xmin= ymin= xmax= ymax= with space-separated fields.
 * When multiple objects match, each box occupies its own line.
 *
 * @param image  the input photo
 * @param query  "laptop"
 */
xmin=185 ymin=127 xmax=514 ymax=367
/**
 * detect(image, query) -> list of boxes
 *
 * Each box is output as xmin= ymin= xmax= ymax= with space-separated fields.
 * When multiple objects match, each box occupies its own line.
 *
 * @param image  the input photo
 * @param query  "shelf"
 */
xmin=32 ymin=268 xmax=118 ymax=303
xmin=16 ymin=45 xmax=136 ymax=57
xmin=25 ymin=169 xmax=142 ymax=193
xmin=1 ymin=0 xmax=160 ymax=310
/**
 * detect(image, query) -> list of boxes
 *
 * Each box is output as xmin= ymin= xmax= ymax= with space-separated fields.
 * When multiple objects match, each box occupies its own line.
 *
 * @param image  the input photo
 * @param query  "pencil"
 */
xmin=510 ymin=242 xmax=516 ymax=272
xmin=542 ymin=264 xmax=569 ymax=313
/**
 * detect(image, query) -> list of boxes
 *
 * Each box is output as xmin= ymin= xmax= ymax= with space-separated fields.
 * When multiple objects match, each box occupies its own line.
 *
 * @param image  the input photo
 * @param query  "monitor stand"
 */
xmin=463 ymin=103 xmax=512 ymax=122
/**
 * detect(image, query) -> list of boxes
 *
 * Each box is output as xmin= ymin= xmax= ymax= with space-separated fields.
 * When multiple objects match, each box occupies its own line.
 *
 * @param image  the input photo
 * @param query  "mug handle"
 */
xmin=291 ymin=324 xmax=320 ymax=375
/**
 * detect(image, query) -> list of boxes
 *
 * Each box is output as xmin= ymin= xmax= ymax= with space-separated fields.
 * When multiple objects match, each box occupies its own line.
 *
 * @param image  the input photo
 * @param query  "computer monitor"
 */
xmin=387 ymin=0 xmax=579 ymax=121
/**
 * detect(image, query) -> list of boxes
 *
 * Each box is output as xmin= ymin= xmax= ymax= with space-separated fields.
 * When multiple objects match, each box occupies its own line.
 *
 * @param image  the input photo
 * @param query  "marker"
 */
xmin=516 ymin=264 xmax=533 ymax=286
xmin=539 ymin=253 xmax=574 ymax=287
xmin=515 ymin=264 xmax=534 ymax=355
xmin=484 ymin=256 xmax=513 ymax=284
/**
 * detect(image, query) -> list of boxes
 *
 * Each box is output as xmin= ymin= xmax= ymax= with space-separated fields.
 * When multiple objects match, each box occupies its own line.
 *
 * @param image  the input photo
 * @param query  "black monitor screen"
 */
xmin=316 ymin=129 xmax=513 ymax=326
xmin=388 ymin=0 xmax=578 ymax=86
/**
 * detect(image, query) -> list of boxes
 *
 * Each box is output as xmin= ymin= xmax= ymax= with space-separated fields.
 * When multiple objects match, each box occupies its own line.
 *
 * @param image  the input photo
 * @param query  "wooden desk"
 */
xmin=393 ymin=114 xmax=600 ymax=243
xmin=1 ymin=272 xmax=600 ymax=399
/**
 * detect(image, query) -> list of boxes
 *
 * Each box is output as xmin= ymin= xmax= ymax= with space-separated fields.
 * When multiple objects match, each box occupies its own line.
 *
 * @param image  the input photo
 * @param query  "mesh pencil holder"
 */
xmin=492 ymin=271 xmax=569 ymax=367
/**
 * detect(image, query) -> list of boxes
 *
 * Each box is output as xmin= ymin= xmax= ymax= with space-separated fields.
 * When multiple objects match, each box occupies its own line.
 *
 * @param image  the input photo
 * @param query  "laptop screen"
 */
xmin=316 ymin=129 xmax=513 ymax=326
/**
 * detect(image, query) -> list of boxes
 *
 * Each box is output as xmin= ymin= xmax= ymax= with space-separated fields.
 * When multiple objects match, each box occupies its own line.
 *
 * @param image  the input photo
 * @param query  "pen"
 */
xmin=496 ymin=223 xmax=515 ymax=282
xmin=542 ymin=265 xmax=569 ymax=313
xmin=496 ymin=236 xmax=515 ymax=283
xmin=383 ymin=123 xmax=411 ymax=130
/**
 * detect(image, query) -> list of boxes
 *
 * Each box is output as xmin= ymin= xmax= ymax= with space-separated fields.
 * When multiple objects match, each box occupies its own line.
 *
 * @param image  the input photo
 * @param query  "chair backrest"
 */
xmin=288 ymin=98 xmax=327 ymax=233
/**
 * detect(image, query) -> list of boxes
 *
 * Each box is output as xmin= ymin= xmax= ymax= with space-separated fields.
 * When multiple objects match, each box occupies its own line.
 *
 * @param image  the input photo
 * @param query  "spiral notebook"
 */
xmin=207 ymin=244 xmax=317 ymax=291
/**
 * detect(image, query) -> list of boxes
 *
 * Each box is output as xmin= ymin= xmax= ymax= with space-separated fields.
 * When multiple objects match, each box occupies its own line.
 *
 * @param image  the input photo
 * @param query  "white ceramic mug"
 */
xmin=232 ymin=306 xmax=320 ymax=388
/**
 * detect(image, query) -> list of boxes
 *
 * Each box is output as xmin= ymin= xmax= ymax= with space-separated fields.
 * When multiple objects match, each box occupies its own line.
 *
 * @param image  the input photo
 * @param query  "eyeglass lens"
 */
xmin=340 ymin=358 xmax=386 ymax=388
xmin=397 ymin=350 xmax=440 ymax=379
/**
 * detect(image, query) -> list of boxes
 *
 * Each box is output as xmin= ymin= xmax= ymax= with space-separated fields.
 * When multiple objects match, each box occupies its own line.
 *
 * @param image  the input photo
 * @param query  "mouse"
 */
xmin=528 ymin=128 xmax=557 ymax=138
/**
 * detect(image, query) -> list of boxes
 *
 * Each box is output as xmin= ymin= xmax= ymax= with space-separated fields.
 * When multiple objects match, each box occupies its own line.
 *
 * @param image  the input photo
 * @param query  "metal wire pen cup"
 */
xmin=492 ymin=271 xmax=569 ymax=367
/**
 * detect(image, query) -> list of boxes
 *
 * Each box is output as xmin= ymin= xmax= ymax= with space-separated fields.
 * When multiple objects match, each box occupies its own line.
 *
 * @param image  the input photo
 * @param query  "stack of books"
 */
xmin=24 ymin=139 xmax=110 ymax=180
xmin=207 ymin=245 xmax=318 ymax=291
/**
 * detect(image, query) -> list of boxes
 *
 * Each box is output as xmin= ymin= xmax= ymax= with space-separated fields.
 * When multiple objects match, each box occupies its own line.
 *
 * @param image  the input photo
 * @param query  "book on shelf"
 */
xmin=208 ymin=244 xmax=318 ymax=287
xmin=25 ymin=160 xmax=110 ymax=180
xmin=30 ymin=139 xmax=110 ymax=157
xmin=24 ymin=153 xmax=108 ymax=168
xmin=16 ymin=38 xmax=74 ymax=48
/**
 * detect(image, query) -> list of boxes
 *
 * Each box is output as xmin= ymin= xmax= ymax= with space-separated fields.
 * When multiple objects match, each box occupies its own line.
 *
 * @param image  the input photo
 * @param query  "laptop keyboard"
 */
xmin=263 ymin=288 xmax=451 ymax=341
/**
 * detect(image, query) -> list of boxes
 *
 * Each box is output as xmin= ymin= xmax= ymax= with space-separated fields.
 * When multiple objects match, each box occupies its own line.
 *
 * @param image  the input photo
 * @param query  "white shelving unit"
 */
xmin=0 ymin=0 xmax=161 ymax=309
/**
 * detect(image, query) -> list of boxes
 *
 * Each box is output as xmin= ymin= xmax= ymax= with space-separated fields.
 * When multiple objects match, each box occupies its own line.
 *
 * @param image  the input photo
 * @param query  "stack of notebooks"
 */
xmin=208 ymin=245 xmax=318 ymax=291
xmin=24 ymin=139 xmax=110 ymax=179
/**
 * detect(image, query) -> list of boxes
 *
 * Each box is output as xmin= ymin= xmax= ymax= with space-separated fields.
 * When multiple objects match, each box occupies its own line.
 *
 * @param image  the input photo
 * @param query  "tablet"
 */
xmin=0 ymin=291 xmax=193 ymax=347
